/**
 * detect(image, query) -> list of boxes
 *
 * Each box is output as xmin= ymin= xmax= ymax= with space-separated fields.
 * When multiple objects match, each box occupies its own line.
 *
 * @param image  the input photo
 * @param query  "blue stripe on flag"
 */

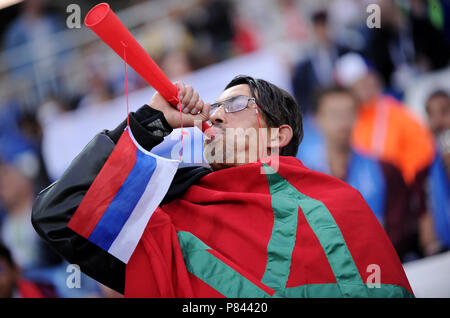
xmin=88 ymin=148 xmax=157 ymax=251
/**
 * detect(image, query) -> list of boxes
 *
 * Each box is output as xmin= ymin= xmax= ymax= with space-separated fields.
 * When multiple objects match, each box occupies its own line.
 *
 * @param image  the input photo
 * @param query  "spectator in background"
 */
xmin=422 ymin=90 xmax=450 ymax=252
xmin=335 ymin=52 xmax=435 ymax=186
xmin=293 ymin=9 xmax=349 ymax=172
xmin=0 ymin=142 xmax=60 ymax=273
xmin=364 ymin=0 xmax=417 ymax=96
xmin=76 ymin=73 xmax=114 ymax=111
xmin=408 ymin=0 xmax=450 ymax=72
xmin=158 ymin=49 xmax=193 ymax=80
xmin=140 ymin=5 xmax=195 ymax=74
xmin=365 ymin=0 xmax=450 ymax=97
xmin=0 ymin=102 xmax=50 ymax=196
xmin=230 ymin=7 xmax=261 ymax=56
xmin=327 ymin=0 xmax=368 ymax=52
xmin=427 ymin=90 xmax=450 ymax=137
xmin=2 ymin=0 xmax=67 ymax=107
xmin=291 ymin=9 xmax=349 ymax=113
xmin=313 ymin=86 xmax=416 ymax=261
xmin=438 ymin=0 xmax=450 ymax=43
xmin=0 ymin=242 xmax=57 ymax=298
xmin=17 ymin=110 xmax=51 ymax=193
xmin=183 ymin=0 xmax=235 ymax=64
xmin=76 ymin=43 xmax=116 ymax=110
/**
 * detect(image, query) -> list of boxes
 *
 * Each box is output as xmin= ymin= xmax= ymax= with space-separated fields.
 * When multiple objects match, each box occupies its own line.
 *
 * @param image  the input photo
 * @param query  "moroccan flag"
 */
xmin=67 ymin=128 xmax=179 ymax=263
xmin=124 ymin=156 xmax=414 ymax=298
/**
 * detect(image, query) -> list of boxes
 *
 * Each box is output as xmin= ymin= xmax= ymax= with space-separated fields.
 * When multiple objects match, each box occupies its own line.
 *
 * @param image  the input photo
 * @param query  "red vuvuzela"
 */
xmin=84 ymin=3 xmax=212 ymax=134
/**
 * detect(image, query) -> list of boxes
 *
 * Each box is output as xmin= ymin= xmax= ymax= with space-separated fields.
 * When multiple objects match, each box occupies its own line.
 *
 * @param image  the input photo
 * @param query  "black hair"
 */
xmin=426 ymin=90 xmax=450 ymax=103
xmin=224 ymin=75 xmax=303 ymax=156
xmin=311 ymin=85 xmax=356 ymax=115
xmin=0 ymin=242 xmax=14 ymax=268
xmin=312 ymin=9 xmax=328 ymax=25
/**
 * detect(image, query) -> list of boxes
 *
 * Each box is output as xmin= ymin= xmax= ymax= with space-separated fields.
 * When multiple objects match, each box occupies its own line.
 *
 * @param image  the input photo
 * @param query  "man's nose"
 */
xmin=210 ymin=105 xmax=226 ymax=125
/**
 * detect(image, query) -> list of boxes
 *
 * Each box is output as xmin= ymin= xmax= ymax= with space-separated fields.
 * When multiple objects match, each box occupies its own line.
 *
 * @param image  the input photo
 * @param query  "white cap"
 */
xmin=334 ymin=52 xmax=369 ymax=87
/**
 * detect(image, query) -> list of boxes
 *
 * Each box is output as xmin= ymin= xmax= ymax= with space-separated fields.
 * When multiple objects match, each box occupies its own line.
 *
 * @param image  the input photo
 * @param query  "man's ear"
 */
xmin=267 ymin=124 xmax=293 ymax=151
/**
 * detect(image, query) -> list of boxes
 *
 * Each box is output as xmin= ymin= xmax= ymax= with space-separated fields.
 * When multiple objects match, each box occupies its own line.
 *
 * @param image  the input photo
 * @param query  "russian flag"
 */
xmin=68 ymin=128 xmax=179 ymax=263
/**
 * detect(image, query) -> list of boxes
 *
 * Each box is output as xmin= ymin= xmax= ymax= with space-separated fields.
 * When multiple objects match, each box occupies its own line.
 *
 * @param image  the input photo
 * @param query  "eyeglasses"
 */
xmin=209 ymin=95 xmax=256 ymax=117
xmin=209 ymin=95 xmax=280 ymax=127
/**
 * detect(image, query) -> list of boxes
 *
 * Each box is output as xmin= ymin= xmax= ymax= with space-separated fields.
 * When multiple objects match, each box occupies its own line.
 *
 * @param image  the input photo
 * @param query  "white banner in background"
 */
xmin=403 ymin=251 xmax=450 ymax=298
xmin=42 ymin=50 xmax=292 ymax=180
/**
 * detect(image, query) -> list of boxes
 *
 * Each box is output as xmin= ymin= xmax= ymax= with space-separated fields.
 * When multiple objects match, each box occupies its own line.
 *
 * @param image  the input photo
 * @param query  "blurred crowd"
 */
xmin=0 ymin=0 xmax=449 ymax=297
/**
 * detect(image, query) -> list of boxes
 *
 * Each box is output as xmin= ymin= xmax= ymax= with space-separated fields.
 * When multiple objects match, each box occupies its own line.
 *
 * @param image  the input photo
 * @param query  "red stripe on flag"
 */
xmin=68 ymin=130 xmax=137 ymax=239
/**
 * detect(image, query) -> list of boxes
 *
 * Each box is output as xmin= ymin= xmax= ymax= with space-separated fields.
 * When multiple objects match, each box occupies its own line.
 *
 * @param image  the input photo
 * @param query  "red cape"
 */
xmin=125 ymin=156 xmax=413 ymax=297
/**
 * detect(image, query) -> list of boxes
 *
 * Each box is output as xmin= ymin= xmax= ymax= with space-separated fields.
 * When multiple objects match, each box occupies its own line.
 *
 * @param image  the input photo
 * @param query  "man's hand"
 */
xmin=148 ymin=82 xmax=210 ymax=128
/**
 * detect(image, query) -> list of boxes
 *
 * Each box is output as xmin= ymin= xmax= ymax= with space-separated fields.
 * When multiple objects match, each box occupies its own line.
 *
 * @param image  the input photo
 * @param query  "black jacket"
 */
xmin=31 ymin=105 xmax=212 ymax=294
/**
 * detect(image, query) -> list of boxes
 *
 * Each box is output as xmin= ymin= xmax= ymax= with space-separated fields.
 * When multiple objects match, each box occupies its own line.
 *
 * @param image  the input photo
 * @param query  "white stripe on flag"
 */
xmin=107 ymin=131 xmax=179 ymax=263
xmin=108 ymin=154 xmax=179 ymax=263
